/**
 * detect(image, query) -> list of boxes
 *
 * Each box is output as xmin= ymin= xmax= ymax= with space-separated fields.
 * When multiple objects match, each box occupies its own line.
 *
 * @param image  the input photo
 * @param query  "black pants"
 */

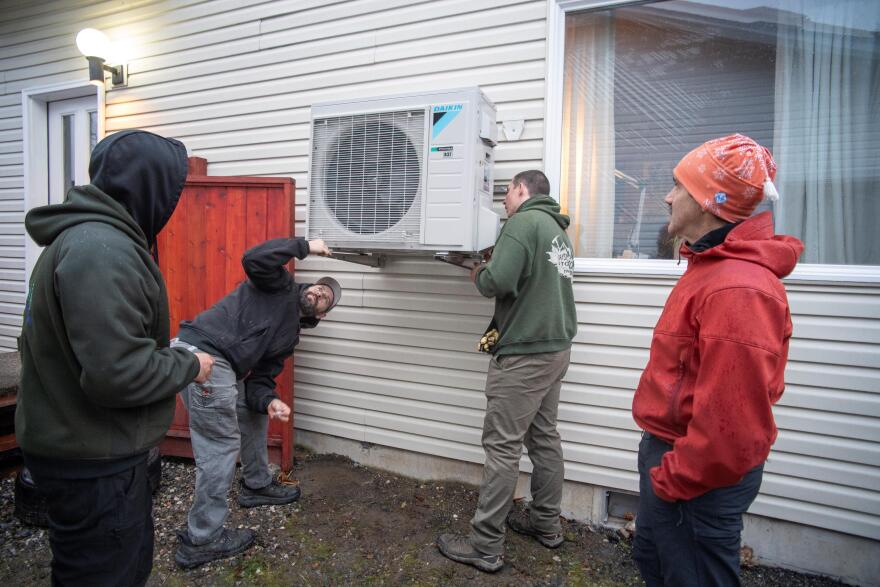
xmin=632 ymin=433 xmax=763 ymax=587
xmin=31 ymin=459 xmax=153 ymax=587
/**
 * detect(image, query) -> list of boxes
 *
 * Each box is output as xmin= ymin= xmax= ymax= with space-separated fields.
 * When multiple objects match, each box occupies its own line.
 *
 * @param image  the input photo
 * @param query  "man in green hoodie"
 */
xmin=17 ymin=130 xmax=214 ymax=586
xmin=437 ymin=170 xmax=577 ymax=572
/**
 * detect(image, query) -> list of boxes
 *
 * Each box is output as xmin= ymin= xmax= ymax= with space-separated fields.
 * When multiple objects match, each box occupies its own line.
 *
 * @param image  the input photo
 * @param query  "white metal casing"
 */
xmin=307 ymin=87 xmax=498 ymax=253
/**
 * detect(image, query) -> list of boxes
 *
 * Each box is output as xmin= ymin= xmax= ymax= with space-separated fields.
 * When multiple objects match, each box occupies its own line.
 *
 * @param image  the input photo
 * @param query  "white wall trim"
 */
xmin=545 ymin=0 xmax=880 ymax=286
xmin=22 ymin=80 xmax=103 ymax=281
xmin=574 ymin=258 xmax=880 ymax=284
xmin=542 ymin=0 xmax=566 ymax=197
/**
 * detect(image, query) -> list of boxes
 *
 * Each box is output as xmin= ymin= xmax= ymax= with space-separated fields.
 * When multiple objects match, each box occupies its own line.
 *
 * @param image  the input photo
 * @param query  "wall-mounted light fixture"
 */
xmin=76 ymin=28 xmax=126 ymax=87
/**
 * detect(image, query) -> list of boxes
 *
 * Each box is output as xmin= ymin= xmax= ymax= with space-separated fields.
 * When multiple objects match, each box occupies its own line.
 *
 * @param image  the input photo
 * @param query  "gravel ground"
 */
xmin=0 ymin=450 xmax=854 ymax=586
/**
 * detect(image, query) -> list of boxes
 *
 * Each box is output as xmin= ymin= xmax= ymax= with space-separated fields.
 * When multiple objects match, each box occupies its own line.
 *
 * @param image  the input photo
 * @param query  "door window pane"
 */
xmin=89 ymin=110 xmax=98 ymax=153
xmin=562 ymin=0 xmax=880 ymax=264
xmin=62 ymin=114 xmax=75 ymax=194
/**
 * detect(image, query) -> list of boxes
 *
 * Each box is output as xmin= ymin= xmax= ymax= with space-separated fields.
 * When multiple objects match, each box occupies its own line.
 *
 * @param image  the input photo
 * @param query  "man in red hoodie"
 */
xmin=631 ymin=134 xmax=804 ymax=586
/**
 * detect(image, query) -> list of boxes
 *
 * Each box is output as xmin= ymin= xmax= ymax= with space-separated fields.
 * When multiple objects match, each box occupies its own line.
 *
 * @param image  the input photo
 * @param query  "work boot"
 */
xmin=436 ymin=533 xmax=503 ymax=573
xmin=174 ymin=527 xmax=256 ymax=569
xmin=237 ymin=478 xmax=301 ymax=508
xmin=506 ymin=509 xmax=564 ymax=548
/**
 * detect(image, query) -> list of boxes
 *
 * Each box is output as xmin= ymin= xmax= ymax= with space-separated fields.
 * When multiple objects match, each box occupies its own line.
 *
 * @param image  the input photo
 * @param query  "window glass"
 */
xmin=89 ymin=110 xmax=98 ymax=153
xmin=562 ymin=0 xmax=880 ymax=264
xmin=62 ymin=114 xmax=75 ymax=194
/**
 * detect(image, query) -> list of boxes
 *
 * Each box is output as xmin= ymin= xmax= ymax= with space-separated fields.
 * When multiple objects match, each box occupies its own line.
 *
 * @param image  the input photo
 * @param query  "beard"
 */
xmin=299 ymin=289 xmax=317 ymax=317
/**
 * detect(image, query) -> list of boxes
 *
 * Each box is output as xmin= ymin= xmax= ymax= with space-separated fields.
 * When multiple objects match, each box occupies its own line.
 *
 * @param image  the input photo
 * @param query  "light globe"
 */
xmin=75 ymin=28 xmax=110 ymax=60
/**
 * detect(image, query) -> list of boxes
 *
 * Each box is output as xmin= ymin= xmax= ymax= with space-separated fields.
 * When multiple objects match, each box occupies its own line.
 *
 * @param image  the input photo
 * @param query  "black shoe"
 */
xmin=506 ymin=509 xmax=564 ymax=548
xmin=436 ymin=533 xmax=503 ymax=573
xmin=237 ymin=478 xmax=301 ymax=508
xmin=174 ymin=527 xmax=256 ymax=569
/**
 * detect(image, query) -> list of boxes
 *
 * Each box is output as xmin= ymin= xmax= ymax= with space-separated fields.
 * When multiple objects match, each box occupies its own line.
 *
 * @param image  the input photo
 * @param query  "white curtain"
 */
xmin=773 ymin=0 xmax=880 ymax=264
xmin=561 ymin=13 xmax=616 ymax=258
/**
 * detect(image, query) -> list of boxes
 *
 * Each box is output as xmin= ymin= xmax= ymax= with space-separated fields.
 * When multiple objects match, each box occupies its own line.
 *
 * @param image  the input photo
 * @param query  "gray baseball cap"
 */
xmin=315 ymin=276 xmax=341 ymax=311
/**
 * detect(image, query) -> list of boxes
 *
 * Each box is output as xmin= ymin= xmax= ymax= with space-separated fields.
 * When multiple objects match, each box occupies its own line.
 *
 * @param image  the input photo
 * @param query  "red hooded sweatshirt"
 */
xmin=632 ymin=212 xmax=804 ymax=502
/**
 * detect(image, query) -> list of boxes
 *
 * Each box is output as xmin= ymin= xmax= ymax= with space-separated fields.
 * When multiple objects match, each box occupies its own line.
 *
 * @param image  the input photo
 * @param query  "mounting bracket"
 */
xmin=329 ymin=251 xmax=387 ymax=268
xmin=434 ymin=252 xmax=481 ymax=269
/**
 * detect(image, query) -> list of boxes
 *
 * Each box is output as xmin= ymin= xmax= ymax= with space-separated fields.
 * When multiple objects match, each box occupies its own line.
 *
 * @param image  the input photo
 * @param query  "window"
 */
xmin=89 ymin=110 xmax=98 ymax=153
xmin=62 ymin=114 xmax=75 ymax=194
xmin=561 ymin=0 xmax=880 ymax=265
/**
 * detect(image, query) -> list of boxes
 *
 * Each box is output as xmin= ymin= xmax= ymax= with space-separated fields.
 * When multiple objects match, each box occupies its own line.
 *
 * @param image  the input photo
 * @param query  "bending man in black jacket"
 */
xmin=171 ymin=237 xmax=339 ymax=568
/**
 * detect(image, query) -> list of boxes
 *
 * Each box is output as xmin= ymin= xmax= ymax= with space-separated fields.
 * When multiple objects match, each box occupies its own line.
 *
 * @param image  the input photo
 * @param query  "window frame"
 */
xmin=544 ymin=0 xmax=880 ymax=284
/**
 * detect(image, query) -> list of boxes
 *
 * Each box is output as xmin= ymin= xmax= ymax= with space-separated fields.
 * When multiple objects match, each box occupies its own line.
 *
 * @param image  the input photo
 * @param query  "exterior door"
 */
xmin=47 ymin=95 xmax=97 ymax=204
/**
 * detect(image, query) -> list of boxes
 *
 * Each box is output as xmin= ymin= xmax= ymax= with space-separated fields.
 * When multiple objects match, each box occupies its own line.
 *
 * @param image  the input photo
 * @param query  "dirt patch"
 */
xmin=0 ymin=450 xmax=851 ymax=586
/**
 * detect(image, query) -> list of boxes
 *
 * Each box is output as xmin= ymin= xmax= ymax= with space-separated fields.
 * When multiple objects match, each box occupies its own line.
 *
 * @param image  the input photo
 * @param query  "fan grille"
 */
xmin=310 ymin=110 xmax=425 ymax=241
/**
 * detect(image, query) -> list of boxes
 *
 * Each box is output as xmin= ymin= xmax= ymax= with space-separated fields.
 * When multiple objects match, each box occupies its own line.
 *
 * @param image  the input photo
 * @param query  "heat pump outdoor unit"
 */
xmin=307 ymin=87 xmax=499 ymax=256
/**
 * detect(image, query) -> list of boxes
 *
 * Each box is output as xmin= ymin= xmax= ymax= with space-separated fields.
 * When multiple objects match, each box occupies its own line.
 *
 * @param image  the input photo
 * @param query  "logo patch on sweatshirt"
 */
xmin=547 ymin=235 xmax=574 ymax=280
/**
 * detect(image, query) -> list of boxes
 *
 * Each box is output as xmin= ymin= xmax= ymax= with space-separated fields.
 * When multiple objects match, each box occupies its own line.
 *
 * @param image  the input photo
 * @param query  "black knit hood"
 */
xmin=88 ymin=129 xmax=188 ymax=247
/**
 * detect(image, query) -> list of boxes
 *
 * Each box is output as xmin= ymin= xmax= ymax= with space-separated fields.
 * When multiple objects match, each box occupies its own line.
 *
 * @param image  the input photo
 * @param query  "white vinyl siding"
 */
xmin=0 ymin=0 xmax=878 ymax=546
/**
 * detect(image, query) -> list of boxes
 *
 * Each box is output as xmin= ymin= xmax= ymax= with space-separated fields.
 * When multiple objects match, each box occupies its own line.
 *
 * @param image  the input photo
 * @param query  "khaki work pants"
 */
xmin=469 ymin=348 xmax=571 ymax=555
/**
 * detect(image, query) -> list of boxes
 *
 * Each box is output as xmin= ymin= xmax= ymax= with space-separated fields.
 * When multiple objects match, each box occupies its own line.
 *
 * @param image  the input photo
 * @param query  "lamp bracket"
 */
xmin=106 ymin=63 xmax=126 ymax=87
xmin=86 ymin=56 xmax=126 ymax=87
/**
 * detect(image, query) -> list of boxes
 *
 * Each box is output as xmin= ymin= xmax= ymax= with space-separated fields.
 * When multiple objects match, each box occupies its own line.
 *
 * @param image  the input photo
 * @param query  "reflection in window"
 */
xmin=62 ymin=114 xmax=75 ymax=194
xmin=562 ymin=0 xmax=879 ymax=264
xmin=89 ymin=110 xmax=98 ymax=153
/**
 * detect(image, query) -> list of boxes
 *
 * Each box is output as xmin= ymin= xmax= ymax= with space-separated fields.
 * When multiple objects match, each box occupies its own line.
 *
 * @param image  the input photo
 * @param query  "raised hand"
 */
xmin=308 ymin=239 xmax=332 ymax=257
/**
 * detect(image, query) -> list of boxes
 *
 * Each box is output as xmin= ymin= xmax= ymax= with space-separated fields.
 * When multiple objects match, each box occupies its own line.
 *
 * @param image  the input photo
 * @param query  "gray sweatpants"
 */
xmin=171 ymin=339 xmax=274 ymax=545
xmin=469 ymin=349 xmax=570 ymax=555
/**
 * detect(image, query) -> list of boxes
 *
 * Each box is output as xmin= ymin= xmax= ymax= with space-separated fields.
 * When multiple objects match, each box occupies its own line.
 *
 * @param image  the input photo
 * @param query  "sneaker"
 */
xmin=174 ymin=527 xmax=256 ymax=569
xmin=237 ymin=478 xmax=301 ymax=508
xmin=506 ymin=509 xmax=564 ymax=548
xmin=436 ymin=533 xmax=503 ymax=573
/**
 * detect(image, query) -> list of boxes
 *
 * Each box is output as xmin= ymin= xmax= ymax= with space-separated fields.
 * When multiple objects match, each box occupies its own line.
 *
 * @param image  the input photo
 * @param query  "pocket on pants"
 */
xmin=689 ymin=507 xmax=742 ymax=546
xmin=687 ymin=468 xmax=761 ymax=544
xmin=188 ymin=385 xmax=238 ymax=438
xmin=45 ymin=478 xmax=97 ymax=531
xmin=110 ymin=464 xmax=149 ymax=533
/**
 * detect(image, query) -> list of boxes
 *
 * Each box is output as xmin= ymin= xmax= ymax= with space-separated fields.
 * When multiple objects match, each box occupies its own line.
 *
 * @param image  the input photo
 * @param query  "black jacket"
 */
xmin=18 ymin=130 xmax=199 ymax=477
xmin=177 ymin=238 xmax=317 ymax=413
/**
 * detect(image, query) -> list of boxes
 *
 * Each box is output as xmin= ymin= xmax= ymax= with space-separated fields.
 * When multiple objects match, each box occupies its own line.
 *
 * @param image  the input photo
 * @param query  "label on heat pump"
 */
xmin=431 ymin=103 xmax=464 ymax=143
xmin=430 ymin=146 xmax=455 ymax=159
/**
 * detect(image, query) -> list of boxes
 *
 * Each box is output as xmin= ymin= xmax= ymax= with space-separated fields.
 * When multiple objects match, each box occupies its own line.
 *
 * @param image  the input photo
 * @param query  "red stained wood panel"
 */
xmin=204 ymin=187 xmax=228 ymax=308
xmin=225 ymin=187 xmax=247 ymax=293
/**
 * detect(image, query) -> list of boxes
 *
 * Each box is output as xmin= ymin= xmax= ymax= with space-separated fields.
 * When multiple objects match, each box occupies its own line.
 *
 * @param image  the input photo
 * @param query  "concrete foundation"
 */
xmin=742 ymin=513 xmax=879 ymax=586
xmin=296 ymin=430 xmax=878 ymax=587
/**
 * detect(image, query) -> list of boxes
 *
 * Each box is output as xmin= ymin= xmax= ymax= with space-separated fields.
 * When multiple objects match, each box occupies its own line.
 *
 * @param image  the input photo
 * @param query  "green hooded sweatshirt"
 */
xmin=475 ymin=195 xmax=577 ymax=356
xmin=17 ymin=131 xmax=199 ymax=472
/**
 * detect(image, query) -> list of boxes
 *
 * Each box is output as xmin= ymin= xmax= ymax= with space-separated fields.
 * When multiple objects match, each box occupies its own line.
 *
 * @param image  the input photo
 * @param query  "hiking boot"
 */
xmin=436 ymin=533 xmax=503 ymax=573
xmin=506 ymin=509 xmax=564 ymax=548
xmin=237 ymin=478 xmax=301 ymax=508
xmin=174 ymin=527 xmax=256 ymax=569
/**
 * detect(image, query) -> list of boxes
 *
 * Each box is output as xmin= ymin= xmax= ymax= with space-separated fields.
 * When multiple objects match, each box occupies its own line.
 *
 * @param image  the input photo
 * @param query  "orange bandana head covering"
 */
xmin=673 ymin=134 xmax=779 ymax=223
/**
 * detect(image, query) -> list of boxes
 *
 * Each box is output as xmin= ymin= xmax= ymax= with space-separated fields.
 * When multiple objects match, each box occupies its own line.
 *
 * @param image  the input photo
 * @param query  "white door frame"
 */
xmin=22 ymin=80 xmax=104 ymax=280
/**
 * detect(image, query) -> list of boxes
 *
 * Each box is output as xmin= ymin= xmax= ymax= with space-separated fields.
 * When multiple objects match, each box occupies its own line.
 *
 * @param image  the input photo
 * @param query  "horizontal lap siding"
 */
xmin=0 ymin=1 xmax=29 ymax=349
xmin=1 ymin=0 xmax=878 ymax=542
xmin=0 ymin=15 xmax=30 ymax=349
xmin=294 ymin=260 xmax=880 ymax=541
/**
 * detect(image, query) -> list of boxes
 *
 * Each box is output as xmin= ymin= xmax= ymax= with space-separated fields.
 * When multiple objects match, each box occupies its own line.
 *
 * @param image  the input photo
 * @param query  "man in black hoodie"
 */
xmin=170 ymin=237 xmax=340 ymax=568
xmin=17 ymin=130 xmax=214 ymax=586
